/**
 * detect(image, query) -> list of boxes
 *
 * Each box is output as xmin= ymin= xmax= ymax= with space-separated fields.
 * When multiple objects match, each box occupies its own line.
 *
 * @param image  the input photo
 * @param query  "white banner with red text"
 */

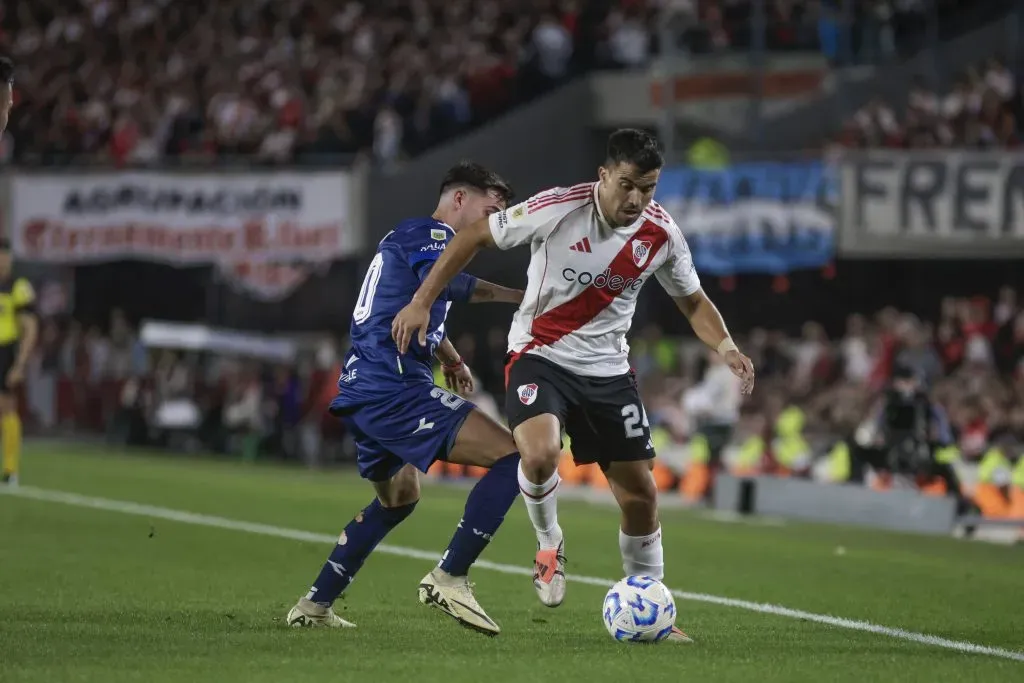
xmin=5 ymin=170 xmax=364 ymax=301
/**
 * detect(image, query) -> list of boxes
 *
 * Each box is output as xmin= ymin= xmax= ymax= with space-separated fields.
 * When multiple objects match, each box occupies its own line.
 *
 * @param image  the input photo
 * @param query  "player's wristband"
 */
xmin=717 ymin=338 xmax=739 ymax=356
xmin=442 ymin=358 xmax=464 ymax=372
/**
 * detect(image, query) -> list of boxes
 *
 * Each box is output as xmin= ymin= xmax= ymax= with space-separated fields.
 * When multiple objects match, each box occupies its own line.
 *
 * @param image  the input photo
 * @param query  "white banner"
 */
xmin=840 ymin=151 xmax=1024 ymax=258
xmin=9 ymin=170 xmax=360 ymax=264
xmin=7 ymin=170 xmax=362 ymax=301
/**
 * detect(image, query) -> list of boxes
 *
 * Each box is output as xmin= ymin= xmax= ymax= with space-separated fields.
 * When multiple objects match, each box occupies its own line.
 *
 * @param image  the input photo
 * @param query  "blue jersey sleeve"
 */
xmin=406 ymin=244 xmax=477 ymax=303
xmin=447 ymin=272 xmax=478 ymax=303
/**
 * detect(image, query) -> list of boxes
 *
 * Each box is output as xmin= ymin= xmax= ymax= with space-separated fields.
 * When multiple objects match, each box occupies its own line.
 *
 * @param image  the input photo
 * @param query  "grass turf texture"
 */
xmin=0 ymin=443 xmax=1021 ymax=682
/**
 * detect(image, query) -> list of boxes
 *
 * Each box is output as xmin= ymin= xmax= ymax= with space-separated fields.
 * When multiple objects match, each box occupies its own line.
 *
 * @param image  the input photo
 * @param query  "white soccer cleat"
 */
xmin=0 ymin=473 xmax=18 ymax=487
xmin=418 ymin=568 xmax=501 ymax=636
xmin=665 ymin=626 xmax=694 ymax=643
xmin=533 ymin=541 xmax=567 ymax=607
xmin=285 ymin=598 xmax=356 ymax=628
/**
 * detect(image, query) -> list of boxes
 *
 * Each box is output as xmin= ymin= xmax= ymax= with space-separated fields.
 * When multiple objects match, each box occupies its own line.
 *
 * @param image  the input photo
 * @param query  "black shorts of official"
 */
xmin=0 ymin=344 xmax=15 ymax=395
xmin=504 ymin=353 xmax=654 ymax=469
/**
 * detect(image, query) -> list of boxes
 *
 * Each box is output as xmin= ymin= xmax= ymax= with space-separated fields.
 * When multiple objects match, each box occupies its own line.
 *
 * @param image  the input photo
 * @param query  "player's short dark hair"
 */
xmin=439 ymin=161 xmax=514 ymax=204
xmin=0 ymin=238 xmax=11 ymax=251
xmin=0 ymin=56 xmax=13 ymax=85
xmin=605 ymin=129 xmax=663 ymax=174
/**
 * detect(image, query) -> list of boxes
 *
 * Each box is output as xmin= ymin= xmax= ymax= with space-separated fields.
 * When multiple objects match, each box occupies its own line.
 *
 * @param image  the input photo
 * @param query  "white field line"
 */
xmin=3 ymin=485 xmax=1022 ymax=663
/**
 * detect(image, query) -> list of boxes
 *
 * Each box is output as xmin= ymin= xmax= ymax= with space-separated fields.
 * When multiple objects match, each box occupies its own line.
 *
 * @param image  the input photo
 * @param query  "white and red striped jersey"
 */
xmin=487 ymin=182 xmax=700 ymax=378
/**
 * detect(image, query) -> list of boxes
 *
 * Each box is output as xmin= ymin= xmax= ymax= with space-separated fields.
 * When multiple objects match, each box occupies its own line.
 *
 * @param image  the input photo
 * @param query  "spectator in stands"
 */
xmin=682 ymin=349 xmax=742 ymax=469
xmin=531 ymin=11 xmax=575 ymax=89
xmin=994 ymin=287 xmax=1018 ymax=327
xmin=840 ymin=314 xmax=875 ymax=383
xmin=843 ymin=60 xmax=1019 ymax=150
xmin=791 ymin=321 xmax=830 ymax=393
xmin=863 ymin=0 xmax=896 ymax=61
xmin=893 ymin=316 xmax=942 ymax=387
xmin=605 ymin=6 xmax=652 ymax=68
xmin=973 ymin=89 xmax=1017 ymax=148
xmin=28 ymin=319 xmax=60 ymax=430
xmin=223 ymin=363 xmax=265 ymax=460
xmin=852 ymin=97 xmax=901 ymax=147
xmin=984 ymin=55 xmax=1017 ymax=104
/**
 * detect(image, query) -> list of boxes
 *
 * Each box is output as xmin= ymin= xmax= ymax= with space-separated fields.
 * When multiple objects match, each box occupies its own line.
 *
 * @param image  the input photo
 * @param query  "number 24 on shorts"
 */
xmin=621 ymin=404 xmax=649 ymax=438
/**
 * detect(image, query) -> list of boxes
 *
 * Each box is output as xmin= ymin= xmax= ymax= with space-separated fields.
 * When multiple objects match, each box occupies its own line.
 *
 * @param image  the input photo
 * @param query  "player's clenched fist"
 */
xmin=724 ymin=349 xmax=755 ymax=395
xmin=392 ymin=301 xmax=431 ymax=354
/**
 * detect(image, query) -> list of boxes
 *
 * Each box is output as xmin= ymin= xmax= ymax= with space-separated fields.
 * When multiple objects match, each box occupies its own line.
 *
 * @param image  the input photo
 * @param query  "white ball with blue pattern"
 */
xmin=602 ymin=575 xmax=677 ymax=642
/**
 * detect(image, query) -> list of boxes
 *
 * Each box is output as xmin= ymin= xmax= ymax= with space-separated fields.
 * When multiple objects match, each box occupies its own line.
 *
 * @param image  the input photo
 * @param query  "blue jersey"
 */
xmin=330 ymin=216 xmax=479 ymax=481
xmin=340 ymin=217 xmax=478 ymax=394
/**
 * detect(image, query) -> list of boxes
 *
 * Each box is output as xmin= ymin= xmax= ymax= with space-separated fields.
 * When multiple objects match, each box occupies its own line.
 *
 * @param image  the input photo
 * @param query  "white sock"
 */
xmin=517 ymin=462 xmax=563 ymax=549
xmin=619 ymin=526 xmax=664 ymax=580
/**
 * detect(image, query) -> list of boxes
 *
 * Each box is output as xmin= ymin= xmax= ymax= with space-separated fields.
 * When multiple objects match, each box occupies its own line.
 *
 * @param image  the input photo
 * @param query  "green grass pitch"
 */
xmin=0 ymin=443 xmax=1021 ymax=682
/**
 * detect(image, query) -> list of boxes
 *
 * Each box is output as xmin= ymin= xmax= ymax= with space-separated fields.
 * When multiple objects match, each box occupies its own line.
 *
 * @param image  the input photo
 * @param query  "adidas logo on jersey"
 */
xmin=569 ymin=237 xmax=592 ymax=253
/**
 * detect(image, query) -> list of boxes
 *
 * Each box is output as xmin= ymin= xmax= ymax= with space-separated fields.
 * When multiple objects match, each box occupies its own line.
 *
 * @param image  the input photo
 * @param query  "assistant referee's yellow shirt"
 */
xmin=0 ymin=277 xmax=35 ymax=345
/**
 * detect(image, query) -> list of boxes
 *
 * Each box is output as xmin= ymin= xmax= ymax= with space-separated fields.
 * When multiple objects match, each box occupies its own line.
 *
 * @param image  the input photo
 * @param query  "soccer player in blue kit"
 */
xmin=286 ymin=162 xmax=525 ymax=635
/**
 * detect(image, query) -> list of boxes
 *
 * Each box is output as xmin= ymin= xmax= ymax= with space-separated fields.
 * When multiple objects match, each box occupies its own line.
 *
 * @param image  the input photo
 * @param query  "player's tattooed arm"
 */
xmin=674 ymin=289 xmax=755 ymax=395
xmin=470 ymin=279 xmax=524 ymax=304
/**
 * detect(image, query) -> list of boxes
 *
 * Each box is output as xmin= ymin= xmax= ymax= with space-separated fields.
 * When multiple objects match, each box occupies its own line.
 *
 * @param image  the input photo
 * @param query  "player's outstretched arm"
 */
xmin=673 ymin=288 xmax=755 ymax=395
xmin=470 ymin=279 xmax=523 ymax=304
xmin=393 ymin=218 xmax=495 ymax=352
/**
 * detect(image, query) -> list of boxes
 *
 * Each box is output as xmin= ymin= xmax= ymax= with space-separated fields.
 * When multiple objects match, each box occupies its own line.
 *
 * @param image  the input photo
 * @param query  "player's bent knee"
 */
xmin=513 ymin=414 xmax=562 ymax=475
xmin=519 ymin=443 xmax=561 ymax=473
xmin=375 ymin=465 xmax=421 ymax=508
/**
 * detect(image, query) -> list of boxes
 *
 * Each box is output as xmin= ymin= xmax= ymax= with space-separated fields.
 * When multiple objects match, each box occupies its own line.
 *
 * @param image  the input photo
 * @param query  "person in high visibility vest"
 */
xmin=825 ymin=440 xmax=851 ymax=484
xmin=772 ymin=405 xmax=811 ymax=477
xmin=680 ymin=433 xmax=712 ymax=503
xmin=714 ymin=411 xmax=766 ymax=477
xmin=974 ymin=439 xmax=1013 ymax=517
xmin=1008 ymin=445 xmax=1024 ymax=519
xmin=686 ymin=137 xmax=729 ymax=170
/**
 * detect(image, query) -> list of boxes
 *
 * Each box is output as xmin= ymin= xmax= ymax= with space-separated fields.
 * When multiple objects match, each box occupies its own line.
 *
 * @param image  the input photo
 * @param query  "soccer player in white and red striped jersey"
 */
xmin=393 ymin=129 xmax=755 ymax=643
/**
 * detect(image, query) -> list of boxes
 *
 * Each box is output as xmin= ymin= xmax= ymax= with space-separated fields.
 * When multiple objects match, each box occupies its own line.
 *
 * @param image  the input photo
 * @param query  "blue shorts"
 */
xmin=330 ymin=381 xmax=475 ymax=482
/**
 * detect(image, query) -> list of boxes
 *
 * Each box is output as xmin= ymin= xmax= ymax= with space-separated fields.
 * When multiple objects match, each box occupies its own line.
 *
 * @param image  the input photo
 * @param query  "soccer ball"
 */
xmin=602 ymin=575 xmax=677 ymax=643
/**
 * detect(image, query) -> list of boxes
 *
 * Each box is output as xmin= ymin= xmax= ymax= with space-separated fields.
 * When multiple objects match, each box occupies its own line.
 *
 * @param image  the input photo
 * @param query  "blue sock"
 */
xmin=305 ymin=498 xmax=417 ymax=606
xmin=439 ymin=453 xmax=521 ymax=576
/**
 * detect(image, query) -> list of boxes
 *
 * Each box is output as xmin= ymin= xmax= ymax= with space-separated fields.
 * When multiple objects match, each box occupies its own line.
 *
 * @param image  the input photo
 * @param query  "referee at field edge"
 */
xmin=0 ymin=55 xmax=37 ymax=486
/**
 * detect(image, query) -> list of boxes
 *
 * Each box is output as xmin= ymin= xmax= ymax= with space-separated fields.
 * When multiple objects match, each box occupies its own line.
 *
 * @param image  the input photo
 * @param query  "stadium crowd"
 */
xmin=2 ymin=0 xmax=992 ymax=166
xmin=20 ymin=286 xmax=1024 ymax=504
xmin=840 ymin=57 xmax=1021 ymax=148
